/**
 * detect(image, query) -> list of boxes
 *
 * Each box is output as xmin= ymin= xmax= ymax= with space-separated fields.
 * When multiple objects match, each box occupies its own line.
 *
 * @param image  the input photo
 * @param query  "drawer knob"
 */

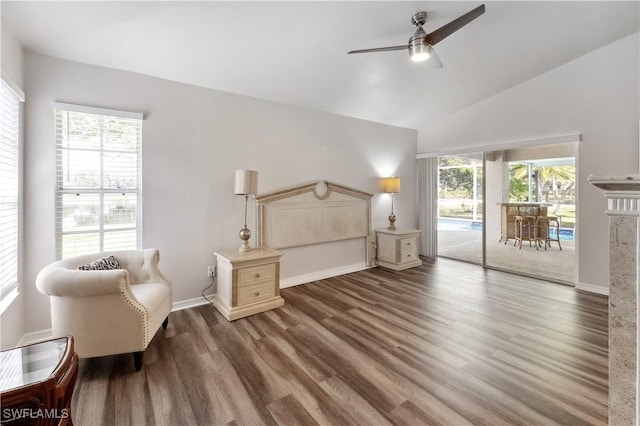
xmin=254 ymin=291 xmax=260 ymax=296
xmin=255 ymin=273 xmax=261 ymax=278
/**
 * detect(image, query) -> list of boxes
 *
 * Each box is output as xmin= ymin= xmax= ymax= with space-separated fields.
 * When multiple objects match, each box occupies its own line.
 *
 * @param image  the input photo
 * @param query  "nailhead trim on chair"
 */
xmin=116 ymin=250 xmax=172 ymax=347
xmin=119 ymin=273 xmax=150 ymax=346
xmin=118 ymin=250 xmax=172 ymax=347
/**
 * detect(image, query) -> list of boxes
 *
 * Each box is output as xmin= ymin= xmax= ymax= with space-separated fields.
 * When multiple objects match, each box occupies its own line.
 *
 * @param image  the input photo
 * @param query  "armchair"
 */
xmin=36 ymin=249 xmax=172 ymax=371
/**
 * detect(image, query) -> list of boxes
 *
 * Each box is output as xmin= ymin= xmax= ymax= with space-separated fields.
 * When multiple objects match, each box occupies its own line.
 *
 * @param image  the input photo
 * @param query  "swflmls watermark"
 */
xmin=2 ymin=408 xmax=70 ymax=421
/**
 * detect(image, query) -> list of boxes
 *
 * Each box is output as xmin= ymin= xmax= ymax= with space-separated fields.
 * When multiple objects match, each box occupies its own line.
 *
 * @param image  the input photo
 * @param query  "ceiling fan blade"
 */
xmin=425 ymin=4 xmax=485 ymax=46
xmin=347 ymin=45 xmax=407 ymax=54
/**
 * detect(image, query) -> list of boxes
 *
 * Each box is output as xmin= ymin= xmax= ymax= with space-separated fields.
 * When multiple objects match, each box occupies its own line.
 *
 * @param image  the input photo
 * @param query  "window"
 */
xmin=54 ymin=103 xmax=142 ymax=259
xmin=0 ymin=76 xmax=24 ymax=304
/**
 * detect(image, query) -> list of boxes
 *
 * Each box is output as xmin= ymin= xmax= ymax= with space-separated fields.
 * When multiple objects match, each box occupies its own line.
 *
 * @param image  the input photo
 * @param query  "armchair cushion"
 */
xmin=77 ymin=255 xmax=120 ymax=271
xmin=130 ymin=283 xmax=171 ymax=317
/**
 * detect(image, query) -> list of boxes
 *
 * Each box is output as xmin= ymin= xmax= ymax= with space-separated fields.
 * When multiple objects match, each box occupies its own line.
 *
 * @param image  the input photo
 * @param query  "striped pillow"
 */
xmin=78 ymin=255 xmax=120 ymax=271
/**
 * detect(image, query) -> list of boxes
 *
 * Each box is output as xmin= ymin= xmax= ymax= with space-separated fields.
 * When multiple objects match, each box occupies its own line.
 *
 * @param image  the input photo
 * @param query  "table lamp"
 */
xmin=234 ymin=170 xmax=258 ymax=251
xmin=382 ymin=177 xmax=400 ymax=230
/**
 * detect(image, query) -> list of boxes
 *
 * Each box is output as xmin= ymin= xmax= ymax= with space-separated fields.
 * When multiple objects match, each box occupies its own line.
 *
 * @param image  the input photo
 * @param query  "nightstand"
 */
xmin=212 ymin=247 xmax=284 ymax=321
xmin=376 ymin=228 xmax=422 ymax=271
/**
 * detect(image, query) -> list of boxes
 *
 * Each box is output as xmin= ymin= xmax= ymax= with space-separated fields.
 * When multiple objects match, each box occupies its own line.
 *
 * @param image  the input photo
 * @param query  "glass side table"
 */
xmin=1 ymin=336 xmax=78 ymax=425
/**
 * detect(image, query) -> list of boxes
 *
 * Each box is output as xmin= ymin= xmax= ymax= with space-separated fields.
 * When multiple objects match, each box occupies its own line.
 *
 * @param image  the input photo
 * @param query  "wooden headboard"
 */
xmin=256 ymin=181 xmax=375 ymax=266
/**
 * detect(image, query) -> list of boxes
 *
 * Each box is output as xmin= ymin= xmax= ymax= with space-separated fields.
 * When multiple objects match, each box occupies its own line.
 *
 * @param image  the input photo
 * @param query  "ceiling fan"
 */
xmin=347 ymin=4 xmax=485 ymax=67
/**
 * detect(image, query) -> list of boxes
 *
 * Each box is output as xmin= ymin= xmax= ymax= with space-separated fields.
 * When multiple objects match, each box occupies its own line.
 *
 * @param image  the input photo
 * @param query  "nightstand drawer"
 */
xmin=399 ymin=249 xmax=419 ymax=264
xmin=238 ymin=282 xmax=276 ymax=306
xmin=238 ymin=264 xmax=276 ymax=287
xmin=399 ymin=237 xmax=417 ymax=250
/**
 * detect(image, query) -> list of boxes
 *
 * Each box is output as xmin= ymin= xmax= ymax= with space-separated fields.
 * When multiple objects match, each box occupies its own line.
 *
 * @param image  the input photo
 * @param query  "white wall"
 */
xmin=1 ymin=21 xmax=25 ymax=349
xmin=417 ymin=33 xmax=639 ymax=293
xmin=1 ymin=21 xmax=23 ymax=87
xmin=23 ymin=52 xmax=417 ymax=333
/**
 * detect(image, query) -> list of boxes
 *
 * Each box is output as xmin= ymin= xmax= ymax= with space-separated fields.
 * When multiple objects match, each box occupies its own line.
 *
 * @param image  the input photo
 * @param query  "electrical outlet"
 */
xmin=207 ymin=265 xmax=216 ymax=277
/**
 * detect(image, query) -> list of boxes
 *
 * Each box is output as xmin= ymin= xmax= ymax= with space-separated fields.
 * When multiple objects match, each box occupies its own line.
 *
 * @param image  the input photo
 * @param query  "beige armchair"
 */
xmin=36 ymin=249 xmax=172 ymax=371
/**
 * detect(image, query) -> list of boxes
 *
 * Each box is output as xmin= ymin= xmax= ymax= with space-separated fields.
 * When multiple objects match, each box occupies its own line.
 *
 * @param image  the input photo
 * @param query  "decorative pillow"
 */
xmin=78 ymin=255 xmax=120 ymax=271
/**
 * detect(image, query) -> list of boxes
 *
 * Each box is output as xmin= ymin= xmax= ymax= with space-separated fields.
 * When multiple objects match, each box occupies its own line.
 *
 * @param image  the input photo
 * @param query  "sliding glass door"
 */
xmin=437 ymin=153 xmax=483 ymax=264
xmin=437 ymin=143 xmax=577 ymax=284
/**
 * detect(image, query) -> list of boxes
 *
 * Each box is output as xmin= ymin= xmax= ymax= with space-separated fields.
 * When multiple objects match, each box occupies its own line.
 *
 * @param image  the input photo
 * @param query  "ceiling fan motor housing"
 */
xmin=411 ymin=11 xmax=427 ymax=27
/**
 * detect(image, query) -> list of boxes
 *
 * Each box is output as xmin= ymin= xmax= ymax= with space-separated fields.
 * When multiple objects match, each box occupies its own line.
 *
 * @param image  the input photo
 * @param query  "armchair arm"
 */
xmin=36 ymin=267 xmax=130 ymax=297
xmin=113 ymin=249 xmax=171 ymax=287
xmin=145 ymin=249 xmax=172 ymax=287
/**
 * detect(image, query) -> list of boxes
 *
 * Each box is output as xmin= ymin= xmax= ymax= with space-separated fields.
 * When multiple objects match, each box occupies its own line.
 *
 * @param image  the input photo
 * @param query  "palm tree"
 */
xmin=509 ymin=163 xmax=575 ymax=202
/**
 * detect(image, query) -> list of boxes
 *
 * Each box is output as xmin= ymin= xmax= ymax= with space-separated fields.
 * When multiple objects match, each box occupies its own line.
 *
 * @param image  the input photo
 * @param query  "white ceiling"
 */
xmin=2 ymin=1 xmax=638 ymax=130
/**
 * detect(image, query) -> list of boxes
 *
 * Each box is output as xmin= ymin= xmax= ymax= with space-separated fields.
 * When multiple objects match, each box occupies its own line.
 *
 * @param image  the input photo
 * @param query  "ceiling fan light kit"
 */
xmin=409 ymin=12 xmax=431 ymax=62
xmin=409 ymin=34 xmax=431 ymax=62
xmin=347 ymin=4 xmax=485 ymax=67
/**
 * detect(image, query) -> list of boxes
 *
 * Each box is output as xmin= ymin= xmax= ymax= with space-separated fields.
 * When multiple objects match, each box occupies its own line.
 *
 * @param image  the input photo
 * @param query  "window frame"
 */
xmin=54 ymin=103 xmax=143 ymax=259
xmin=0 ymin=74 xmax=25 ymax=309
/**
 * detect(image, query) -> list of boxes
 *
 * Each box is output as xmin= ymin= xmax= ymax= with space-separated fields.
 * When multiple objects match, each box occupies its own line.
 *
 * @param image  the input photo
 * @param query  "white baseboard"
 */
xmin=576 ymin=281 xmax=609 ymax=296
xmin=280 ymin=263 xmax=370 ymax=289
xmin=172 ymin=296 xmax=213 ymax=311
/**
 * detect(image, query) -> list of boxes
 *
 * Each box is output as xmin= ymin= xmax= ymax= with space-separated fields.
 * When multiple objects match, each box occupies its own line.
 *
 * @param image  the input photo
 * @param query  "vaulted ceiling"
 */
xmin=2 ymin=1 xmax=638 ymax=130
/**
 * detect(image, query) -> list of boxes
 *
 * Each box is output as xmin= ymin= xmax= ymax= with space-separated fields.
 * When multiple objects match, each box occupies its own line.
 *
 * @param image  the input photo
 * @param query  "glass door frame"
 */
xmin=435 ymin=145 xmax=577 ymax=286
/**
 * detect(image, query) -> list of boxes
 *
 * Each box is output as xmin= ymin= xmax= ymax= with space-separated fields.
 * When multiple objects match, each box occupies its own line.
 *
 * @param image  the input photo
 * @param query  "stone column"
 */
xmin=589 ymin=175 xmax=640 ymax=426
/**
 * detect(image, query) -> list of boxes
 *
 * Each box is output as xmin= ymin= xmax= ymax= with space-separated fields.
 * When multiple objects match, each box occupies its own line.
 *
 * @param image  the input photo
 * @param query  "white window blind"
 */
xmin=54 ymin=103 xmax=143 ymax=259
xmin=0 ymin=77 xmax=23 ymax=302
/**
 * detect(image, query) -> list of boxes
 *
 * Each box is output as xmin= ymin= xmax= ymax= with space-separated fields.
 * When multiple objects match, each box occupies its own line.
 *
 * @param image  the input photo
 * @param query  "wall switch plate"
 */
xmin=207 ymin=265 xmax=216 ymax=277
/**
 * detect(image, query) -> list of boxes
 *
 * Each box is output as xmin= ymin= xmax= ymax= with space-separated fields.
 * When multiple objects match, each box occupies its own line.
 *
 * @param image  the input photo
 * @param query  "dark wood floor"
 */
xmin=72 ymin=258 xmax=608 ymax=425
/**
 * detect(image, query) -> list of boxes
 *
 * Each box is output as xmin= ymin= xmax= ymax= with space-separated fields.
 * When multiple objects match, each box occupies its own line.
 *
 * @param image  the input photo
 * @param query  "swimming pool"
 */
xmin=438 ymin=218 xmax=483 ymax=231
xmin=437 ymin=218 xmax=575 ymax=241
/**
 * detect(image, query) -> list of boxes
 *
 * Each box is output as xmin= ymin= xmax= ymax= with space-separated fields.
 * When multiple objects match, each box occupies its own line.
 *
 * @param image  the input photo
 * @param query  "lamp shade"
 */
xmin=234 ymin=170 xmax=258 ymax=195
xmin=382 ymin=177 xmax=401 ymax=194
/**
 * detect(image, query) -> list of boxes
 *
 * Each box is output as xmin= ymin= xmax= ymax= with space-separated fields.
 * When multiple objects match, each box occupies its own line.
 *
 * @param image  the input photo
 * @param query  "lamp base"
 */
xmin=238 ymin=227 xmax=252 ymax=252
xmin=388 ymin=213 xmax=396 ymax=231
